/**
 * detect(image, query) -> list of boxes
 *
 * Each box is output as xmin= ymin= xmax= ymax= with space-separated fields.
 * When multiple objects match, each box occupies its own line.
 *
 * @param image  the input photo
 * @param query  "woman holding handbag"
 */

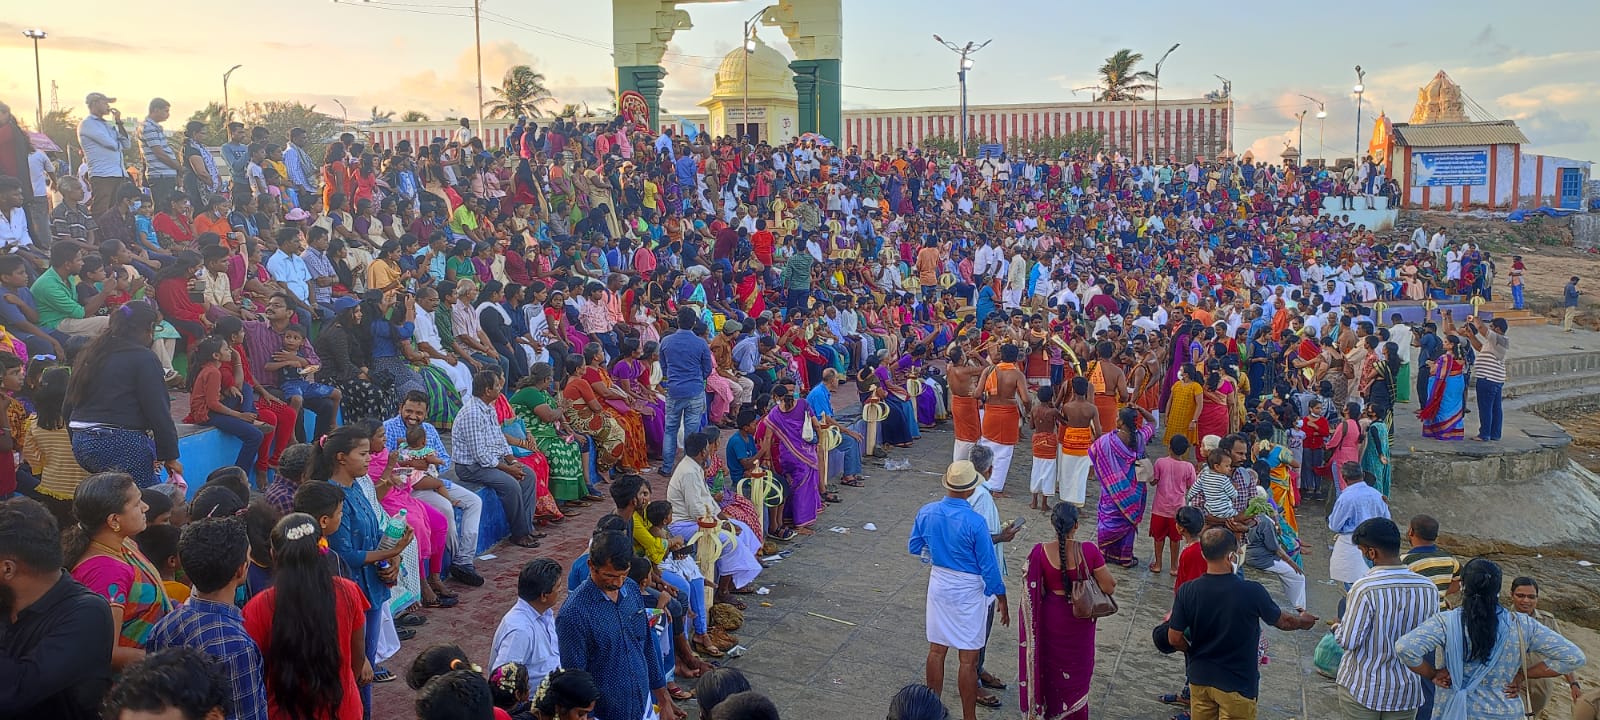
xmin=1018 ymin=503 xmax=1117 ymax=720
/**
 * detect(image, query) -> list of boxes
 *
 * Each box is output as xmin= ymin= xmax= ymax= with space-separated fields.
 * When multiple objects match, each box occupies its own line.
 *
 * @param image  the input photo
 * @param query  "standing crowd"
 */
xmin=0 ymin=87 xmax=1579 ymax=720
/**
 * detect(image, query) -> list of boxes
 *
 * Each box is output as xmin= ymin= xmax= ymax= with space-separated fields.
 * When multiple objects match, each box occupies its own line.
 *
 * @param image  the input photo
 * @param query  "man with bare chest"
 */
xmin=1027 ymin=385 xmax=1061 ymax=512
xmin=947 ymin=345 xmax=985 ymax=462
xmin=1085 ymin=341 xmax=1129 ymax=435
xmin=976 ymin=344 xmax=1030 ymax=496
xmin=1056 ymin=376 xmax=1100 ymax=507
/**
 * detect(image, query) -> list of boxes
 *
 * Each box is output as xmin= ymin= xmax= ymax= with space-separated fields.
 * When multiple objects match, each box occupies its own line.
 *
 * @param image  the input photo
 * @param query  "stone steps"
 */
xmin=1507 ymin=349 xmax=1600 ymax=378
xmin=1505 ymin=368 xmax=1600 ymax=399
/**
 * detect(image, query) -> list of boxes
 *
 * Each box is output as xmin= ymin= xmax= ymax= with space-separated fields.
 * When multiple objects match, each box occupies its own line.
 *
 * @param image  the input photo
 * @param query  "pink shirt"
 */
xmin=1150 ymin=456 xmax=1197 ymax=518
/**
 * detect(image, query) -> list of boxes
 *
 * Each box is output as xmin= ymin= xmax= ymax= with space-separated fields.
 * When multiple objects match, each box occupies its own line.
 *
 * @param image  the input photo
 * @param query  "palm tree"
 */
xmin=400 ymin=110 xmax=430 ymax=122
xmin=1098 ymin=49 xmax=1155 ymax=101
xmin=185 ymin=102 xmax=230 ymax=143
xmin=485 ymin=65 xmax=555 ymax=119
xmin=555 ymin=103 xmax=583 ymax=120
xmin=369 ymin=106 xmax=395 ymax=124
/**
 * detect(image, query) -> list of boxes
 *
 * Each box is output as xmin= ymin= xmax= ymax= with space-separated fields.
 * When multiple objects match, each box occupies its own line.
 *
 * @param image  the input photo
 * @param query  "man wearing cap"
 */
xmin=910 ymin=460 xmax=1009 ymax=720
xmin=78 ymin=92 xmax=131 ymax=216
xmin=711 ymin=320 xmax=754 ymax=413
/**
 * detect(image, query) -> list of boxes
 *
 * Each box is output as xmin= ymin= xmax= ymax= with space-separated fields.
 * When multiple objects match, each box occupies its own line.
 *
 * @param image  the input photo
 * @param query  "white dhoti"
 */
xmin=1055 ymin=451 xmax=1092 ymax=506
xmin=669 ymin=519 xmax=765 ymax=589
xmin=952 ymin=439 xmax=976 ymax=463
xmin=1002 ymin=288 xmax=1023 ymax=308
xmin=976 ymin=439 xmax=1014 ymax=492
xmin=1029 ymin=455 xmax=1057 ymax=495
xmin=1329 ymin=533 xmax=1368 ymax=586
xmin=430 ymin=358 xmax=474 ymax=396
xmin=925 ymin=565 xmax=990 ymax=650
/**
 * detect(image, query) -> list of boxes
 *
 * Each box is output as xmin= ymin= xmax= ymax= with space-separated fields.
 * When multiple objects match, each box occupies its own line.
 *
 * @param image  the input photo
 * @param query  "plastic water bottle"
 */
xmin=920 ymin=546 xmax=933 ymax=566
xmin=377 ymin=510 xmax=408 ymax=551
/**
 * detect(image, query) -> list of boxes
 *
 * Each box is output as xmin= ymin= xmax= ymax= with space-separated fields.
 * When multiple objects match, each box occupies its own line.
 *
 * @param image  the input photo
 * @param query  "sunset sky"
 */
xmin=3 ymin=0 xmax=1596 ymax=162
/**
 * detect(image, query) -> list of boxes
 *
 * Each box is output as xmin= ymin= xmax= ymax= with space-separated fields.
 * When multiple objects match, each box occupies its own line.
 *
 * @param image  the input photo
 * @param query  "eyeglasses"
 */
xmin=31 ymin=354 xmax=57 ymax=361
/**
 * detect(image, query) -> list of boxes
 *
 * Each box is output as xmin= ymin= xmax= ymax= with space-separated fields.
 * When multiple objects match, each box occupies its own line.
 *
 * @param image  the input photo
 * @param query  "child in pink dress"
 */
xmin=365 ymin=422 xmax=457 ymax=608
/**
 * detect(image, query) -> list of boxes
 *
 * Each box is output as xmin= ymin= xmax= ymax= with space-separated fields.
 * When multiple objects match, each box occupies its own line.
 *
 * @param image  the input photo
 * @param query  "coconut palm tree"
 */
xmin=1098 ymin=49 xmax=1155 ymax=101
xmin=369 ymin=106 xmax=395 ymax=123
xmin=400 ymin=110 xmax=430 ymax=122
xmin=485 ymin=65 xmax=555 ymax=119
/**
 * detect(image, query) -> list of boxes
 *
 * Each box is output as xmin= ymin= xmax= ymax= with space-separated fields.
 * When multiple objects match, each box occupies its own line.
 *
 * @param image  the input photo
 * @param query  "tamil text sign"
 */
xmin=1412 ymin=150 xmax=1488 ymax=187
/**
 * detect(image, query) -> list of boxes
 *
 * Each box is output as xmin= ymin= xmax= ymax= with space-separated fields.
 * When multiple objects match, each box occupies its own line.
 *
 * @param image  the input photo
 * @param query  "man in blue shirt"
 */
xmin=384 ymin=390 xmax=486 ymax=587
xmin=144 ymin=517 xmax=269 ymax=720
xmin=657 ymin=307 xmax=713 ymax=476
xmin=806 ymin=368 xmax=864 ymax=487
xmin=909 ymin=460 xmax=1008 ymax=720
xmin=557 ymin=531 xmax=682 ymax=720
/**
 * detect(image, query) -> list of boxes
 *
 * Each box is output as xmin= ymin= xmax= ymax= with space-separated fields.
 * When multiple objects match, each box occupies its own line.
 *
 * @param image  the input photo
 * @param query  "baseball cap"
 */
xmin=85 ymin=92 xmax=117 ymax=104
xmin=941 ymin=461 xmax=980 ymax=492
xmin=331 ymin=296 xmax=360 ymax=313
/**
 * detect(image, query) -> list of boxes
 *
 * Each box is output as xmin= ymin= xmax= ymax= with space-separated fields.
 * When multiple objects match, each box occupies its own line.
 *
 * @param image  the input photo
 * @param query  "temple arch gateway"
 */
xmin=612 ymin=0 xmax=841 ymax=140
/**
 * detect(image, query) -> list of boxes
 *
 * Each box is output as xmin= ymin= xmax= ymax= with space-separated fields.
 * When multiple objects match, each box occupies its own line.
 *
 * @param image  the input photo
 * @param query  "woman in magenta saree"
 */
xmin=758 ymin=388 xmax=823 ymax=530
xmin=1417 ymin=337 xmax=1466 ymax=441
xmin=1018 ymin=505 xmax=1108 ymax=720
xmin=612 ymin=341 xmax=665 ymax=456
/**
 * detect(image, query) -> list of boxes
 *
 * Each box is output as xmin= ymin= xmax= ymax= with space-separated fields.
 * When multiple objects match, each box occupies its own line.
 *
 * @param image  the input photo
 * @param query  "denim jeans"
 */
xmin=204 ymin=412 xmax=264 ymax=471
xmin=660 ymin=393 xmax=706 ymax=473
xmin=1511 ymin=284 xmax=1524 ymax=309
xmin=1475 ymin=378 xmax=1504 ymax=441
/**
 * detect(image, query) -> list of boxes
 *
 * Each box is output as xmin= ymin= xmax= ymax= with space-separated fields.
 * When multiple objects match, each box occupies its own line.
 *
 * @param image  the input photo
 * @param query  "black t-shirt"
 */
xmin=1167 ymin=572 xmax=1282 ymax=699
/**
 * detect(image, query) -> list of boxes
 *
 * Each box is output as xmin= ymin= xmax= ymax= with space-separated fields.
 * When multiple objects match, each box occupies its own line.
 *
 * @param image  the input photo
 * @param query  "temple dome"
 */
xmin=710 ymin=36 xmax=797 ymax=100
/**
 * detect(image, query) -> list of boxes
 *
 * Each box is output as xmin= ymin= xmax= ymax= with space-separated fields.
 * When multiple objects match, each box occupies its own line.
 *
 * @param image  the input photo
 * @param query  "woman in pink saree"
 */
xmin=1019 ymin=503 xmax=1115 ymax=720
xmin=757 ymin=386 xmax=824 ymax=532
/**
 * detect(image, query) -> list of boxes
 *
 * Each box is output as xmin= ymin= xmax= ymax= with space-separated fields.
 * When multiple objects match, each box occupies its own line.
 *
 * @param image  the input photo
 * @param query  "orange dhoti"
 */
xmin=1055 ymin=425 xmax=1094 ymax=505
xmin=1094 ymin=393 xmax=1120 ymax=436
xmin=952 ymin=394 xmax=981 ymax=462
xmin=978 ymin=403 xmax=1021 ymax=492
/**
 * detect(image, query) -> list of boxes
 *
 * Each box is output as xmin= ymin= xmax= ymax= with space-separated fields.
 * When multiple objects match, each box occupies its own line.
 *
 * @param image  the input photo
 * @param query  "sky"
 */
xmin=3 ymin=0 xmax=1598 ymax=163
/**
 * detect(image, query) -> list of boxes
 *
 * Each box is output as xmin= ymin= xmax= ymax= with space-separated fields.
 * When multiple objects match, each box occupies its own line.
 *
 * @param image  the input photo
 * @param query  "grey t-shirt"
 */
xmin=1245 ymin=517 xmax=1282 ymax=570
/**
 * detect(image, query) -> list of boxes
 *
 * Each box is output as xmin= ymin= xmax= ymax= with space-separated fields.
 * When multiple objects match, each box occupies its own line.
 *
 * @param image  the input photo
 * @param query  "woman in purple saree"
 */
xmin=759 ymin=386 xmax=824 ymax=530
xmin=1087 ymin=406 xmax=1156 ymax=567
xmin=611 ymin=340 xmax=665 ymax=456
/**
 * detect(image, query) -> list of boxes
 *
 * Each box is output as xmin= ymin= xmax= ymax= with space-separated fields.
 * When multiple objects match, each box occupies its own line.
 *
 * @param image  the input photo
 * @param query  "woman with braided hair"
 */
xmin=1017 ymin=502 xmax=1117 ymax=720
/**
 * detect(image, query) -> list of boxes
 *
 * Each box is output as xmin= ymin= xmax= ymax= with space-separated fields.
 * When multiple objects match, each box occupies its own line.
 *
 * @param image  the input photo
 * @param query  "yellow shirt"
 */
xmin=366 ymin=259 xmax=402 ymax=292
xmin=632 ymin=512 xmax=668 ymax=565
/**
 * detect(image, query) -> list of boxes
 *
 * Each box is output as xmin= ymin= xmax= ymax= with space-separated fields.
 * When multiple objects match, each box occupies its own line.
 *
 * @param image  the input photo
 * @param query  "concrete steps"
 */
xmin=1479 ymin=301 xmax=1550 ymax=327
xmin=1505 ymin=368 xmax=1600 ymax=399
xmin=1507 ymin=349 xmax=1600 ymax=379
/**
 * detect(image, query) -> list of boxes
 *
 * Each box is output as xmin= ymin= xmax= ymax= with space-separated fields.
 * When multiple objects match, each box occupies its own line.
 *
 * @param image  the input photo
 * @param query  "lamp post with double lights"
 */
xmin=1152 ymin=43 xmax=1180 ymax=160
xmin=1298 ymin=94 xmax=1326 ymax=167
xmin=741 ymin=5 xmax=774 ymax=144
xmin=23 ymin=29 xmax=46 ymax=129
xmin=1353 ymin=65 xmax=1366 ymax=165
xmin=934 ymin=35 xmax=991 ymax=157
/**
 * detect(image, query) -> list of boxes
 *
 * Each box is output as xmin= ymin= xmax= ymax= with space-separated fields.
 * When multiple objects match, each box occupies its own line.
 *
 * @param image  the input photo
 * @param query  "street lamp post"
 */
xmin=1298 ymin=94 xmax=1326 ymax=167
xmin=223 ymin=64 xmax=243 ymax=119
xmin=1295 ymin=110 xmax=1307 ymax=168
xmin=22 ymin=29 xmax=46 ymax=130
xmin=1152 ymin=43 xmax=1179 ymax=161
xmin=333 ymin=99 xmax=349 ymax=129
xmin=741 ymin=6 xmax=774 ymax=144
xmin=1353 ymin=65 xmax=1366 ymax=166
xmin=473 ymin=0 xmax=484 ymax=140
xmin=934 ymin=35 xmax=991 ymax=157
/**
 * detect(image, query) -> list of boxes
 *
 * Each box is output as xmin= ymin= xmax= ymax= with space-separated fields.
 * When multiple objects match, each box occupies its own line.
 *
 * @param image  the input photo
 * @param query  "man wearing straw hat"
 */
xmin=910 ymin=460 xmax=1010 ymax=720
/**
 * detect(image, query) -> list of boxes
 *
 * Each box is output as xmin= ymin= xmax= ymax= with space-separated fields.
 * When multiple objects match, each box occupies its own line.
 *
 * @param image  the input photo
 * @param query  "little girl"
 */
xmin=186 ymin=337 xmax=272 ymax=473
xmin=362 ymin=421 xmax=456 ymax=608
xmin=398 ymin=425 xmax=445 ymax=480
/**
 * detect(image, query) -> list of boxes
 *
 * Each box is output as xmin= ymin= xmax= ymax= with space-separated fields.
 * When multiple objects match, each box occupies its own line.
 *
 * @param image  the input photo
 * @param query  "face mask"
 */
xmin=131 ymin=200 xmax=143 ymax=212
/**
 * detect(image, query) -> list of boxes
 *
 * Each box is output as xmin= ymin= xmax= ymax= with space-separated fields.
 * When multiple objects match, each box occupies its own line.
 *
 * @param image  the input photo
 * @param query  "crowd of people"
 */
xmin=0 ymin=85 xmax=1577 ymax=720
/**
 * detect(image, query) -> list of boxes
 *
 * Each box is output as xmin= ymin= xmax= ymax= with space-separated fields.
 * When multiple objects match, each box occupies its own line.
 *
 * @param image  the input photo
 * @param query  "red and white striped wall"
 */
xmin=838 ymin=98 xmax=1230 ymax=158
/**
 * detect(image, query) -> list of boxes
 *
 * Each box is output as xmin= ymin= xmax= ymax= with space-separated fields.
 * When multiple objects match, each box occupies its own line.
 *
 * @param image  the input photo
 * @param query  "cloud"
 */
xmin=0 ymin=21 xmax=138 ymax=53
xmin=1470 ymin=25 xmax=1517 ymax=62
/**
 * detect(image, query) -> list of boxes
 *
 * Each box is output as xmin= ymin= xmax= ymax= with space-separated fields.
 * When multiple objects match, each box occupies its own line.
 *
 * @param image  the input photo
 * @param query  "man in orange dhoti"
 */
xmin=977 ymin=345 xmax=1029 ymax=495
xmin=947 ymin=347 xmax=984 ymax=462
xmin=1056 ymin=376 xmax=1100 ymax=506
xmin=1085 ymin=341 xmax=1129 ymax=436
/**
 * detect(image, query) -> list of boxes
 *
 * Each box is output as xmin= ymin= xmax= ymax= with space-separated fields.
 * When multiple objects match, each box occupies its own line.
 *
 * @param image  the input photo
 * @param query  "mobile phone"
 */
xmin=1010 ymin=516 xmax=1026 ymax=530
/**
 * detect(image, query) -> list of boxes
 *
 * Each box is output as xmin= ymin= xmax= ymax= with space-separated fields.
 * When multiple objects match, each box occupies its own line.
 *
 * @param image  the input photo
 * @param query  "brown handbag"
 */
xmin=1069 ymin=542 xmax=1118 ymax=619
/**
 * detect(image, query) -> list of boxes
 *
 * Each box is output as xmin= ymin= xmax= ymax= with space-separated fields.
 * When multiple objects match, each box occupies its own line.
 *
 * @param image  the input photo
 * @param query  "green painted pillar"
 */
xmin=616 ymin=65 xmax=668 ymax=129
xmin=790 ymin=61 xmax=819 ymax=136
xmin=814 ymin=58 xmax=841 ymax=143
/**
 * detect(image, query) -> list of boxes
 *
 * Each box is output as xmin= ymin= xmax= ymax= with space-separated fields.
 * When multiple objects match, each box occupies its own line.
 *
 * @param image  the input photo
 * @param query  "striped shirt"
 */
xmin=1473 ymin=329 xmax=1508 ymax=383
xmin=1401 ymin=546 xmax=1460 ymax=609
xmin=1186 ymin=467 xmax=1238 ymax=518
xmin=1334 ymin=565 xmax=1439 ymax=712
xmin=140 ymin=117 xmax=178 ymax=178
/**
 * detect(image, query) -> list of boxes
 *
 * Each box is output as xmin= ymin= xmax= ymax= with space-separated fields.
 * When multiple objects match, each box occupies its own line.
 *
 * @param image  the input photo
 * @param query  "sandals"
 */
xmin=979 ymin=674 xmax=1007 ymax=690
xmin=422 ymin=595 xmax=459 ymax=609
xmin=770 ymin=527 xmax=798 ymax=542
xmin=822 ymin=491 xmax=842 ymax=504
xmin=667 ymin=684 xmax=694 ymax=701
xmin=693 ymin=638 xmax=726 ymax=658
xmin=840 ymin=477 xmax=864 ymax=487
xmin=1159 ymin=692 xmax=1191 ymax=706
xmin=975 ymin=694 xmax=1001 ymax=708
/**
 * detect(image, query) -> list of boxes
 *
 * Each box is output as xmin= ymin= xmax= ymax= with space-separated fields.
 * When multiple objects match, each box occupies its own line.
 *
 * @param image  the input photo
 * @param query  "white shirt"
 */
xmin=667 ymin=456 xmax=717 ymax=524
xmin=966 ymin=484 xmax=1007 ymax=579
xmin=1388 ymin=323 xmax=1414 ymax=365
xmin=27 ymin=151 xmax=51 ymax=199
xmin=0 ymin=207 xmax=31 ymax=248
xmin=489 ymin=599 xmax=562 ymax=682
